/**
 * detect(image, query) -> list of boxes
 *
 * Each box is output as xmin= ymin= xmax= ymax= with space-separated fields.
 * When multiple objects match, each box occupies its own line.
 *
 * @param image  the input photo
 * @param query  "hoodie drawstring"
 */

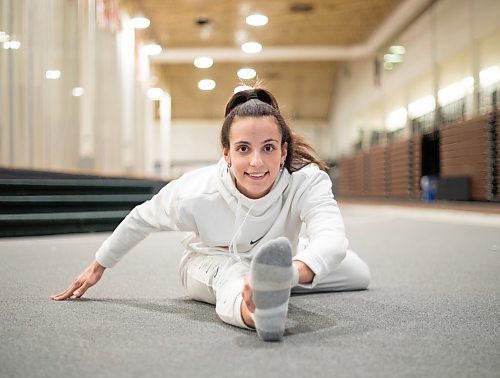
xmin=228 ymin=200 xmax=255 ymax=262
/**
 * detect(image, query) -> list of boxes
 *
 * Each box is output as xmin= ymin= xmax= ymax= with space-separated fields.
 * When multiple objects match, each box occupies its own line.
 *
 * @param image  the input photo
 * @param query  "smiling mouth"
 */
xmin=246 ymin=172 xmax=268 ymax=179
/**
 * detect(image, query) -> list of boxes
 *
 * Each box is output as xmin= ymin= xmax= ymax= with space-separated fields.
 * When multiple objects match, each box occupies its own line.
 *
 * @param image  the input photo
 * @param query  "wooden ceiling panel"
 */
xmin=131 ymin=0 xmax=404 ymax=47
xmin=158 ymin=61 xmax=338 ymax=120
xmin=124 ymin=0 xmax=406 ymax=121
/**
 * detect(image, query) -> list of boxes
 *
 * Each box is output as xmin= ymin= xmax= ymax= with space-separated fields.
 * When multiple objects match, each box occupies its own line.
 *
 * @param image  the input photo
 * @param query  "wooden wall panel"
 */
xmin=387 ymin=140 xmax=410 ymax=198
xmin=336 ymin=114 xmax=496 ymax=201
xmin=488 ymin=110 xmax=500 ymax=201
xmin=497 ymin=113 xmax=500 ymax=201
xmin=440 ymin=116 xmax=489 ymax=200
xmin=365 ymin=146 xmax=385 ymax=197
xmin=410 ymin=134 xmax=422 ymax=199
xmin=337 ymin=157 xmax=353 ymax=197
xmin=337 ymin=152 xmax=365 ymax=197
xmin=352 ymin=152 xmax=365 ymax=197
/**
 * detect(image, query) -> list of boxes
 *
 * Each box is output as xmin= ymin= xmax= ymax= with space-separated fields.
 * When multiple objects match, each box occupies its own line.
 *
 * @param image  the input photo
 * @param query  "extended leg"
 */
xmin=292 ymin=249 xmax=370 ymax=294
xmin=250 ymin=237 xmax=294 ymax=341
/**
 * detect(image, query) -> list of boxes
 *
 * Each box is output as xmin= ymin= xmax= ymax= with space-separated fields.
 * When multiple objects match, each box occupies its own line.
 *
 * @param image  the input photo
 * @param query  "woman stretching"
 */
xmin=52 ymin=88 xmax=370 ymax=341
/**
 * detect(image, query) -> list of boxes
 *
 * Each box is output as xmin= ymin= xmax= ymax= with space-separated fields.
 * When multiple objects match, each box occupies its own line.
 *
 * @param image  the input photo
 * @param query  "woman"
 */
xmin=52 ymin=88 xmax=370 ymax=342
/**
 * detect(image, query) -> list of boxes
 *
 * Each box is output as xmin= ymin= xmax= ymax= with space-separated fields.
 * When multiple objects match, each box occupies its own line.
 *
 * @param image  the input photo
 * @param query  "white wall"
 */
xmin=169 ymin=118 xmax=329 ymax=177
xmin=169 ymin=119 xmax=221 ymax=177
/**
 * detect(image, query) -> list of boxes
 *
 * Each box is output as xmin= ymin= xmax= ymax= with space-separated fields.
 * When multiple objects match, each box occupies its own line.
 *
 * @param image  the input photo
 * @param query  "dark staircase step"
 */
xmin=0 ymin=194 xmax=153 ymax=213
xmin=0 ymin=171 xmax=168 ymax=237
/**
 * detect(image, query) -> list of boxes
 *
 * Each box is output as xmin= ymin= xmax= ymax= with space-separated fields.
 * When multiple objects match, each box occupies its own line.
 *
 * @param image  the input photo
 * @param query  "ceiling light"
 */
xmin=147 ymin=87 xmax=164 ymax=100
xmin=9 ymin=40 xmax=21 ymax=49
xmin=234 ymin=85 xmax=252 ymax=93
xmin=246 ymin=14 xmax=268 ymax=26
xmin=389 ymin=45 xmax=406 ymax=55
xmin=0 ymin=32 xmax=7 ymax=43
xmin=198 ymin=79 xmax=216 ymax=91
xmin=384 ymin=53 xmax=403 ymax=63
xmin=3 ymin=39 xmax=20 ymax=49
xmin=130 ymin=16 xmax=150 ymax=29
xmin=237 ymin=68 xmax=256 ymax=80
xmin=45 ymin=70 xmax=61 ymax=80
xmin=194 ymin=56 xmax=213 ymax=69
xmin=143 ymin=43 xmax=162 ymax=56
xmin=241 ymin=42 xmax=262 ymax=54
xmin=72 ymin=87 xmax=84 ymax=97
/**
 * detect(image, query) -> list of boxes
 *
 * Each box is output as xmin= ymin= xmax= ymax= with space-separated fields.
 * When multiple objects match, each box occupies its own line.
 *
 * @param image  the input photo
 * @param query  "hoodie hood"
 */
xmin=215 ymin=158 xmax=290 ymax=257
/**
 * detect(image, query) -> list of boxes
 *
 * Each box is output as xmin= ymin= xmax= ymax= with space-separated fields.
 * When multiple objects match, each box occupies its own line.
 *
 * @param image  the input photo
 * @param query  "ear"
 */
xmin=223 ymin=147 xmax=230 ymax=164
xmin=281 ymin=142 xmax=288 ymax=164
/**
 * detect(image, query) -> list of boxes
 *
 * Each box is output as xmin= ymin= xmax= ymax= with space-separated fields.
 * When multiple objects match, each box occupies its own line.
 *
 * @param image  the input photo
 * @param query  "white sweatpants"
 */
xmin=179 ymin=248 xmax=370 ymax=329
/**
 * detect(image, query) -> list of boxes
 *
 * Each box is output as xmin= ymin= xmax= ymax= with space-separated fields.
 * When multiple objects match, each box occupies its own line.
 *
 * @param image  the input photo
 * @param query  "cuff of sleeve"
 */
xmin=292 ymin=253 xmax=329 ymax=289
xmin=94 ymin=240 xmax=117 ymax=269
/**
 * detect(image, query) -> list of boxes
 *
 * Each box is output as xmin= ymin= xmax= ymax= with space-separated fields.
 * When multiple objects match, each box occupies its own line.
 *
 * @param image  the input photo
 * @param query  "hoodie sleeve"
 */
xmin=95 ymin=179 xmax=183 ymax=268
xmin=293 ymin=168 xmax=348 ymax=288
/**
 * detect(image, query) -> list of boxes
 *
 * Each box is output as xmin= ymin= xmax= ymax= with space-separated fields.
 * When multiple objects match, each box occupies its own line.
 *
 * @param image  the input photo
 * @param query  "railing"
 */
xmin=336 ymin=91 xmax=500 ymax=202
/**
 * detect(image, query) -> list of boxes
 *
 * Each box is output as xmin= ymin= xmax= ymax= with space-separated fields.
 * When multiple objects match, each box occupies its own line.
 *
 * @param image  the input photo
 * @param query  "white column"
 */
xmin=117 ymin=20 xmax=135 ymax=173
xmin=144 ymin=97 xmax=155 ymax=176
xmin=159 ymin=92 xmax=172 ymax=177
xmin=469 ymin=0 xmax=480 ymax=115
xmin=79 ymin=0 xmax=96 ymax=169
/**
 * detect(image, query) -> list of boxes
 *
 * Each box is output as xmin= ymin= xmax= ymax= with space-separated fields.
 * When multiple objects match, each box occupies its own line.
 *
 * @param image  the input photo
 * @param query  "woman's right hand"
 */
xmin=51 ymin=260 xmax=106 ymax=301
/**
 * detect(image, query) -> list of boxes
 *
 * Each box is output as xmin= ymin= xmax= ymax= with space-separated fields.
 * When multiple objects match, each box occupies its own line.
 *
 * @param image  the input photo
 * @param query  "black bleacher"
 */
xmin=0 ymin=168 xmax=168 ymax=237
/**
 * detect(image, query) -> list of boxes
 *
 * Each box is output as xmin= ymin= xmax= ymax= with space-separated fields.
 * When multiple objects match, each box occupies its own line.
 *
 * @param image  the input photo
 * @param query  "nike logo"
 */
xmin=250 ymin=236 xmax=264 ymax=245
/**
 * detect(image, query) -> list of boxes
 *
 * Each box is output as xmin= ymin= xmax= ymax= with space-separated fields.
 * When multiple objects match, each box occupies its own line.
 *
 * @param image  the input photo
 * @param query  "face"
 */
xmin=223 ymin=116 xmax=287 ymax=199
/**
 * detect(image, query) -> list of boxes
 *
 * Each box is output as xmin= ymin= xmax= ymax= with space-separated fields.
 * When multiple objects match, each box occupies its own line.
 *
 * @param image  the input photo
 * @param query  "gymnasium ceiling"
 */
xmin=121 ymin=0 xmax=419 ymax=121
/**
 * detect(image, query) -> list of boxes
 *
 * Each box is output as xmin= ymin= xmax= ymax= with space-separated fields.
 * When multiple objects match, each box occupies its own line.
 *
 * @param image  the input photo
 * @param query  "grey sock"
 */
xmin=250 ymin=237 xmax=293 ymax=341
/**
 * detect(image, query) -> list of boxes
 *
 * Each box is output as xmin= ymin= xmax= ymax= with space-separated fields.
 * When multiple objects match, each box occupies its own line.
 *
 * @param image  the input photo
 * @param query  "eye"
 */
xmin=264 ymin=144 xmax=275 ymax=152
xmin=237 ymin=145 xmax=249 ymax=153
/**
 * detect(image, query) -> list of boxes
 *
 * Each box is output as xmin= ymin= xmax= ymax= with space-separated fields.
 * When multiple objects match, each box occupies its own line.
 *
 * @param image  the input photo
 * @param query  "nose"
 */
xmin=250 ymin=151 xmax=263 ymax=167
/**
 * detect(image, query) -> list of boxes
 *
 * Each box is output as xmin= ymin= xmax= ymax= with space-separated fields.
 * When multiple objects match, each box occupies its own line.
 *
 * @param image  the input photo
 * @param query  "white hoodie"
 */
xmin=95 ymin=158 xmax=348 ymax=287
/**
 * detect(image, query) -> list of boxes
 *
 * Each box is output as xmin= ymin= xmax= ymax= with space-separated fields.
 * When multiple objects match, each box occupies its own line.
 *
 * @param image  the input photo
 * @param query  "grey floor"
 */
xmin=1 ymin=203 xmax=499 ymax=378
